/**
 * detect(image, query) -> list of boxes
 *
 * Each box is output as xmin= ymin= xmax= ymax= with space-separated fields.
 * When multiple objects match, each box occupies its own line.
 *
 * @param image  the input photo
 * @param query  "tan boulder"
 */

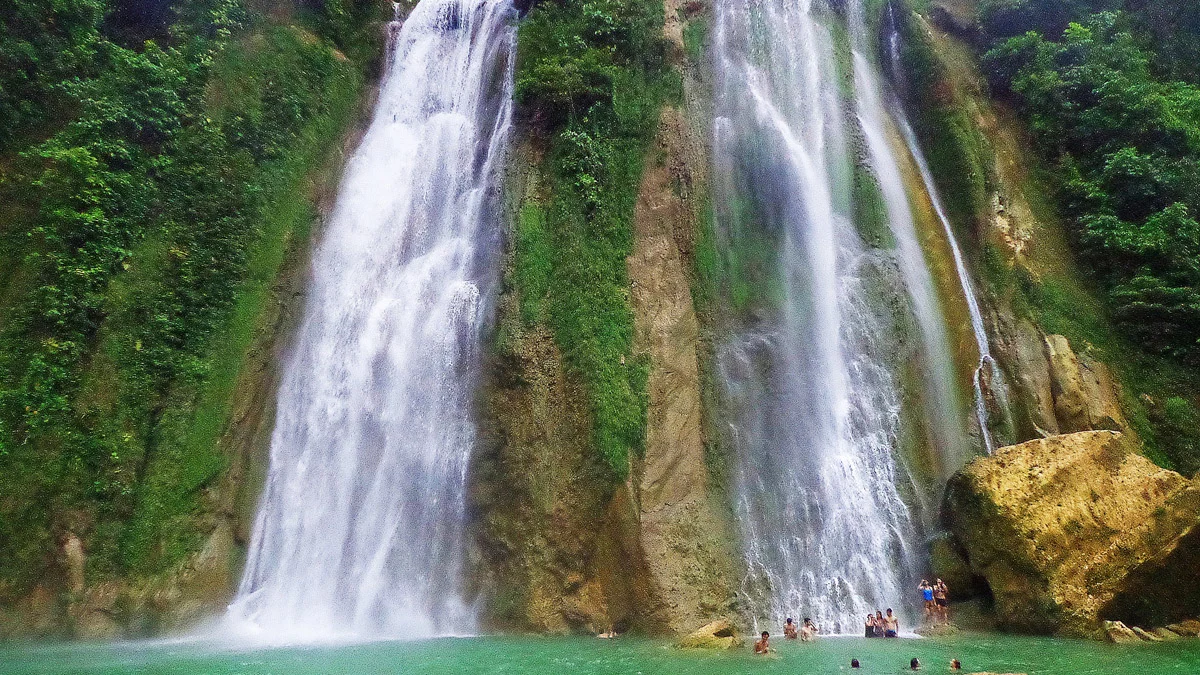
xmin=944 ymin=431 xmax=1200 ymax=636
xmin=1152 ymin=627 xmax=1181 ymax=641
xmin=676 ymin=619 xmax=743 ymax=650
xmin=1043 ymin=335 xmax=1126 ymax=434
xmin=1131 ymin=626 xmax=1163 ymax=642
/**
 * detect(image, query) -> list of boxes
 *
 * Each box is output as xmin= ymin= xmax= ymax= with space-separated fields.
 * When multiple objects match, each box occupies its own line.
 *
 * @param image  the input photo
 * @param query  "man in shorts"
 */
xmin=884 ymin=608 xmax=900 ymax=637
xmin=934 ymin=579 xmax=949 ymax=623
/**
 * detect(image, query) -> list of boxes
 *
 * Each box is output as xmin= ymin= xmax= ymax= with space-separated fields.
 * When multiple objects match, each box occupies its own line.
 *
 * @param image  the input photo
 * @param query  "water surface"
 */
xmin=3 ymin=634 xmax=1198 ymax=674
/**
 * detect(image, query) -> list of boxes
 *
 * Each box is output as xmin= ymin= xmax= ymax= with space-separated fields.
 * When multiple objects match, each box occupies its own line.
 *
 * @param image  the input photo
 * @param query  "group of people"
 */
xmin=750 ymin=578 xmax=953 ymax=655
xmin=918 ymin=578 xmax=950 ymax=623
xmin=850 ymin=658 xmax=961 ymax=670
xmin=864 ymin=608 xmax=900 ymax=638
xmin=753 ymin=617 xmax=818 ymax=653
xmin=782 ymin=617 xmax=818 ymax=641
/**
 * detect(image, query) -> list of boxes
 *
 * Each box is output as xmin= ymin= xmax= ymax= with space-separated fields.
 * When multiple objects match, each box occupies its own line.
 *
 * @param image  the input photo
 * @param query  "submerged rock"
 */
xmin=676 ymin=618 xmax=743 ymax=650
xmin=944 ymin=430 xmax=1200 ymax=636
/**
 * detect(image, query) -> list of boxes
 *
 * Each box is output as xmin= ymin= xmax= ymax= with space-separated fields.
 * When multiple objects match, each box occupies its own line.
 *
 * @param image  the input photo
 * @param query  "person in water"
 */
xmin=934 ymin=579 xmax=949 ymax=623
xmin=919 ymin=579 xmax=935 ymax=620
xmin=801 ymin=617 xmax=819 ymax=641
xmin=874 ymin=610 xmax=886 ymax=637
xmin=851 ymin=658 xmax=861 ymax=669
xmin=884 ymin=608 xmax=900 ymax=637
xmin=754 ymin=631 xmax=771 ymax=654
xmin=784 ymin=618 xmax=798 ymax=640
xmin=864 ymin=613 xmax=876 ymax=638
xmin=910 ymin=657 xmax=921 ymax=670
xmin=950 ymin=658 xmax=962 ymax=670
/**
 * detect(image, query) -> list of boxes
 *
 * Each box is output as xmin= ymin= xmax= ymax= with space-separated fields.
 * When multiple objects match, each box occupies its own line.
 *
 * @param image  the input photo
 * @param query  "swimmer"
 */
xmin=754 ymin=631 xmax=771 ymax=654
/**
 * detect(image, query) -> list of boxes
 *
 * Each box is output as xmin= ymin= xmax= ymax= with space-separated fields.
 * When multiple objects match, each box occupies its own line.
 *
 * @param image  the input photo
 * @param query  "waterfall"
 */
xmin=713 ymin=0 xmax=924 ymax=634
xmin=884 ymin=4 xmax=1010 ymax=454
xmin=225 ymin=0 xmax=515 ymax=642
xmin=848 ymin=0 xmax=969 ymax=476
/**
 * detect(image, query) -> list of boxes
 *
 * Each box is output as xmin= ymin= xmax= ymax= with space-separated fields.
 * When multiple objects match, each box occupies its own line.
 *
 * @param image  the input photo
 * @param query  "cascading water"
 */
xmin=848 ymin=0 xmax=969 ymax=476
xmin=226 ymin=0 xmax=515 ymax=642
xmin=884 ymin=3 xmax=1010 ymax=454
xmin=713 ymin=0 xmax=924 ymax=634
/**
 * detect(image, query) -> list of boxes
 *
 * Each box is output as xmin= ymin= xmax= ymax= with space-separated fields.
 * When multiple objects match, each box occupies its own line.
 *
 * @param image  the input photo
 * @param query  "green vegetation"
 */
xmin=895 ymin=0 xmax=1200 ymax=473
xmin=512 ymin=0 xmax=675 ymax=478
xmin=0 ymin=0 xmax=383 ymax=595
xmin=977 ymin=3 xmax=1200 ymax=472
xmin=983 ymin=12 xmax=1200 ymax=363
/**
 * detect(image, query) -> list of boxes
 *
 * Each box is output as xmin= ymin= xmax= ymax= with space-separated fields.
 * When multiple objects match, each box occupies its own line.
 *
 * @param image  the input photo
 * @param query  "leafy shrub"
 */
xmin=513 ymin=0 xmax=671 ymax=478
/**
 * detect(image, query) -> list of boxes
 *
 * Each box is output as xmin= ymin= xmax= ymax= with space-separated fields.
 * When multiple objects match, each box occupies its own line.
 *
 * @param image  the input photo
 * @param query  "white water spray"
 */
xmin=226 ymin=0 xmax=515 ymax=642
xmin=848 ymin=0 xmax=969 ymax=475
xmin=884 ymin=3 xmax=1010 ymax=454
xmin=713 ymin=0 xmax=923 ymax=634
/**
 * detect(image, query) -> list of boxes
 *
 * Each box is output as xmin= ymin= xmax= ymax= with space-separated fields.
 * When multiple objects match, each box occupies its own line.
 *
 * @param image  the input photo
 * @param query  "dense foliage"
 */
xmin=904 ymin=0 xmax=1200 ymax=474
xmin=0 ymin=0 xmax=382 ymax=595
xmin=511 ymin=0 xmax=675 ymax=478
xmin=982 ymin=5 xmax=1200 ymax=364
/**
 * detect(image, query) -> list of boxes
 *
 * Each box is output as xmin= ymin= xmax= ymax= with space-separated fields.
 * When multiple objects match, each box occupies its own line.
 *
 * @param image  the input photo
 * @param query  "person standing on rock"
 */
xmin=754 ymin=631 xmax=771 ymax=654
xmin=919 ymin=580 xmax=935 ymax=621
xmin=934 ymin=579 xmax=949 ymax=623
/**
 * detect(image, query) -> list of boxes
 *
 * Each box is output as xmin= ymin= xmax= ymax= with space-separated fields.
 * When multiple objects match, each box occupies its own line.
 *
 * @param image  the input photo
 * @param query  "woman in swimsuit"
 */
xmin=864 ymin=614 xmax=876 ymax=638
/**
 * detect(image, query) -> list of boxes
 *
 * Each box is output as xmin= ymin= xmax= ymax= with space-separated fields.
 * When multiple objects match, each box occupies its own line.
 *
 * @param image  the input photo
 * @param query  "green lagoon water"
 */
xmin=3 ymin=634 xmax=1200 ymax=674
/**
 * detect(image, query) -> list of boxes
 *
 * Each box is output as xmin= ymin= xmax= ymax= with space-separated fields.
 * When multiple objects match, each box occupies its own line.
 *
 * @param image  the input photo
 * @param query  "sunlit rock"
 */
xmin=945 ymin=431 xmax=1200 ymax=637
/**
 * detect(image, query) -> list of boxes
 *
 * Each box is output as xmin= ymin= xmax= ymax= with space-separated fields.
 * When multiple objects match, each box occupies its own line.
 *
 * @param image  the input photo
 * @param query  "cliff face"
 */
xmin=894 ymin=4 xmax=1140 ymax=452
xmin=944 ymin=431 xmax=1200 ymax=637
xmin=470 ymin=0 xmax=737 ymax=634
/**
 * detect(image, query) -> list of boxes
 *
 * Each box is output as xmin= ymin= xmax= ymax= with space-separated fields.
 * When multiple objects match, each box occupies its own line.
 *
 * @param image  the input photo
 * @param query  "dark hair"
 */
xmin=761 ymin=631 xmax=769 ymax=638
xmin=951 ymin=659 xmax=961 ymax=670
xmin=911 ymin=657 xmax=920 ymax=669
xmin=887 ymin=608 xmax=893 ymax=613
xmin=786 ymin=618 xmax=793 ymax=623
xmin=851 ymin=658 xmax=860 ymax=668
xmin=804 ymin=617 xmax=811 ymax=622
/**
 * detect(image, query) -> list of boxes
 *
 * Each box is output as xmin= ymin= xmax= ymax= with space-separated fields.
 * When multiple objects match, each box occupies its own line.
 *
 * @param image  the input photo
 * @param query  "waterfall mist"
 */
xmin=713 ymin=0 xmax=925 ymax=634
xmin=713 ymin=0 xmax=973 ymax=632
xmin=225 ymin=0 xmax=515 ymax=642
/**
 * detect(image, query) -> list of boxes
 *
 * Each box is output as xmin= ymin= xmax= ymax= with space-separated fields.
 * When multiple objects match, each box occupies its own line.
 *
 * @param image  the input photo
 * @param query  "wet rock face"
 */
xmin=944 ymin=431 xmax=1200 ymax=637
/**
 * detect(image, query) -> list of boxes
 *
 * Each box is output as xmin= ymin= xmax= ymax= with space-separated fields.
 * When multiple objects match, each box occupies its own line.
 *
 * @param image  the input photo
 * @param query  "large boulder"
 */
xmin=944 ymin=431 xmax=1200 ymax=636
xmin=676 ymin=619 xmax=743 ymax=650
